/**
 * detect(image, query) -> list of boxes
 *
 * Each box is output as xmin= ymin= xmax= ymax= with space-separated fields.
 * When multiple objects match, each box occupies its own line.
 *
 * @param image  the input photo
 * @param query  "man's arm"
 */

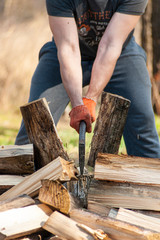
xmin=85 ymin=12 xmax=141 ymax=102
xmin=49 ymin=16 xmax=83 ymax=108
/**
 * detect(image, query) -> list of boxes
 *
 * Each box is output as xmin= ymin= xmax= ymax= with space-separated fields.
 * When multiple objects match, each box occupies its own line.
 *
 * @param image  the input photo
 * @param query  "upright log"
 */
xmin=0 ymin=157 xmax=78 ymax=201
xmin=88 ymin=92 xmax=130 ymax=167
xmin=20 ymin=98 xmax=69 ymax=170
xmin=0 ymin=144 xmax=34 ymax=174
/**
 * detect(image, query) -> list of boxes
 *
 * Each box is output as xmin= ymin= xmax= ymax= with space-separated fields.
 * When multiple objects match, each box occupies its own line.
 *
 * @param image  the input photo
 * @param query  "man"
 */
xmin=15 ymin=0 xmax=160 ymax=158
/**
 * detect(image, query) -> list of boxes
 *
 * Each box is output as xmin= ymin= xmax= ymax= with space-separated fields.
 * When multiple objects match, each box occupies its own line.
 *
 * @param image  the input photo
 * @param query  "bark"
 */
xmin=88 ymin=92 xmax=130 ymax=167
xmin=20 ymin=98 xmax=69 ymax=170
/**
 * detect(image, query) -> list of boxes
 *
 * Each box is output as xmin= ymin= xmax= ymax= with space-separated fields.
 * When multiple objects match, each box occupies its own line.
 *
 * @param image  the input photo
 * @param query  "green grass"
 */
xmin=0 ymin=111 xmax=160 ymax=161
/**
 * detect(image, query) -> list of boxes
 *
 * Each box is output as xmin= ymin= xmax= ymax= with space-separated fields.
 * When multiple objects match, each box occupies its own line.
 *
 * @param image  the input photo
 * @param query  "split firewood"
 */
xmin=0 ymin=144 xmax=34 ymax=174
xmin=0 ymin=204 xmax=52 ymax=239
xmin=0 ymin=194 xmax=35 ymax=212
xmin=87 ymin=201 xmax=111 ymax=217
xmin=88 ymin=180 xmax=160 ymax=211
xmin=39 ymin=179 xmax=80 ymax=215
xmin=0 ymin=157 xmax=78 ymax=201
xmin=94 ymin=153 xmax=160 ymax=186
xmin=70 ymin=209 xmax=160 ymax=240
xmin=88 ymin=92 xmax=130 ymax=167
xmin=43 ymin=211 xmax=110 ymax=240
xmin=20 ymin=98 xmax=69 ymax=170
xmin=108 ymin=208 xmax=160 ymax=233
xmin=0 ymin=175 xmax=24 ymax=195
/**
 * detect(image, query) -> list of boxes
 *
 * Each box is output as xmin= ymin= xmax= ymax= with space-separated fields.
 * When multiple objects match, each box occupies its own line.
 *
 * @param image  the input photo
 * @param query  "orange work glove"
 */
xmin=83 ymin=97 xmax=96 ymax=122
xmin=69 ymin=105 xmax=92 ymax=133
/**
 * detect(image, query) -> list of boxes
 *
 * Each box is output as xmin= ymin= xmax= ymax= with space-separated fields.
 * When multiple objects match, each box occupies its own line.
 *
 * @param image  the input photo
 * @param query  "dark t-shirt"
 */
xmin=46 ymin=0 xmax=148 ymax=60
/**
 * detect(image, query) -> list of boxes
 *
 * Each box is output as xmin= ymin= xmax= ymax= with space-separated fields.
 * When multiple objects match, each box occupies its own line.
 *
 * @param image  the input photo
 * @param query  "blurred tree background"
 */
xmin=0 ymin=0 xmax=160 ymax=149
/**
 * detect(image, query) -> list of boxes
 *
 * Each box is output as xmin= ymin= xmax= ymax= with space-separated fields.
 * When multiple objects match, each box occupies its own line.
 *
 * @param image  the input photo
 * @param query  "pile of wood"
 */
xmin=1 ymin=94 xmax=160 ymax=240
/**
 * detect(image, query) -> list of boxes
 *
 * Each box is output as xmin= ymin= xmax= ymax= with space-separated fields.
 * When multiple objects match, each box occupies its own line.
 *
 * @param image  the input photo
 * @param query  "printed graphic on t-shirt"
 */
xmin=76 ymin=3 xmax=113 ymax=47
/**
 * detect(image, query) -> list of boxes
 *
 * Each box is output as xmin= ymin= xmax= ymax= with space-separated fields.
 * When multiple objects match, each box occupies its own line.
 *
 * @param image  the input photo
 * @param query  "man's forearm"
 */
xmin=86 ymin=43 xmax=122 ymax=102
xmin=57 ymin=46 xmax=83 ymax=108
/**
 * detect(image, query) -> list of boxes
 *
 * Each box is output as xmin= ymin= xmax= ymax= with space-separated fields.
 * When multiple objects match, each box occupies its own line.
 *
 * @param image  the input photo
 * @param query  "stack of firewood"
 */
xmin=0 ymin=94 xmax=160 ymax=240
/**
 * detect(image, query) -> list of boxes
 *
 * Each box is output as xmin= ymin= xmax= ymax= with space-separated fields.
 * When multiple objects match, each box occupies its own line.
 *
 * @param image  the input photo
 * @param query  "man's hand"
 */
xmin=69 ymin=105 xmax=92 ymax=133
xmin=83 ymin=97 xmax=96 ymax=122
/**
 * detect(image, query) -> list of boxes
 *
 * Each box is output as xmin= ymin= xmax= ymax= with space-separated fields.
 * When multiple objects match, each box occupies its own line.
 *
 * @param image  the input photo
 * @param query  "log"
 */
xmin=43 ymin=211 xmax=110 ymax=240
xmin=109 ymin=208 xmax=160 ymax=232
xmin=88 ymin=92 xmax=130 ymax=167
xmin=0 ymin=157 xmax=78 ymax=201
xmin=88 ymin=180 xmax=160 ymax=211
xmin=0 ymin=204 xmax=52 ymax=239
xmin=0 ymin=144 xmax=34 ymax=174
xmin=0 ymin=194 xmax=35 ymax=212
xmin=39 ymin=179 xmax=80 ymax=215
xmin=70 ymin=209 xmax=160 ymax=240
xmin=94 ymin=153 xmax=160 ymax=186
xmin=20 ymin=98 xmax=69 ymax=170
xmin=0 ymin=175 xmax=24 ymax=195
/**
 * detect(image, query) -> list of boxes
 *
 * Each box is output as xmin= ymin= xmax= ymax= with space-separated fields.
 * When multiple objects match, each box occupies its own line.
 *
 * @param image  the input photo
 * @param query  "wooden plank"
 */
xmin=0 ymin=157 xmax=78 ymax=201
xmin=88 ymin=180 xmax=160 ymax=211
xmin=88 ymin=92 xmax=130 ymax=167
xmin=94 ymin=153 xmax=160 ymax=186
xmin=20 ymin=98 xmax=69 ymax=170
xmin=109 ymin=208 xmax=160 ymax=233
xmin=0 ymin=204 xmax=52 ymax=239
xmin=43 ymin=211 xmax=110 ymax=240
xmin=0 ymin=194 xmax=35 ymax=212
xmin=0 ymin=144 xmax=34 ymax=174
xmin=39 ymin=180 xmax=80 ymax=215
xmin=70 ymin=209 xmax=160 ymax=240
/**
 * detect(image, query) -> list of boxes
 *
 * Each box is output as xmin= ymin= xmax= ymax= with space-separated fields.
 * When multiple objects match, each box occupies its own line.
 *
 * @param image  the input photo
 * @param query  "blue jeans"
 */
xmin=15 ymin=37 xmax=160 ymax=158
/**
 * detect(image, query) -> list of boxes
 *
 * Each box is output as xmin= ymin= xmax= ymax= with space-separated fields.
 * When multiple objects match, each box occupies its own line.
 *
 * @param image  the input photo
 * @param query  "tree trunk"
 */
xmin=88 ymin=93 xmax=130 ymax=167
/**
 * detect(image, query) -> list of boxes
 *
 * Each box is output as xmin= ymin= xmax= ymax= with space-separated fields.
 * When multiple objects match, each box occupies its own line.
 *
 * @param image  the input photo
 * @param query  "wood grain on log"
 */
xmin=0 ymin=204 xmax=52 ymax=239
xmin=20 ymin=98 xmax=69 ymax=170
xmin=0 ymin=194 xmax=35 ymax=212
xmin=88 ymin=92 xmax=130 ymax=167
xmin=109 ymin=208 xmax=160 ymax=232
xmin=88 ymin=180 xmax=160 ymax=211
xmin=94 ymin=153 xmax=160 ymax=186
xmin=70 ymin=209 xmax=160 ymax=240
xmin=39 ymin=179 xmax=80 ymax=215
xmin=0 ymin=144 xmax=34 ymax=174
xmin=0 ymin=157 xmax=78 ymax=201
xmin=43 ymin=211 xmax=110 ymax=240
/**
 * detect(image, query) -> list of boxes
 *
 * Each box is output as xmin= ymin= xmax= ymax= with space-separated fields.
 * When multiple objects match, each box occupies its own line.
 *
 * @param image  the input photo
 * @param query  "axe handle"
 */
xmin=79 ymin=121 xmax=86 ymax=175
